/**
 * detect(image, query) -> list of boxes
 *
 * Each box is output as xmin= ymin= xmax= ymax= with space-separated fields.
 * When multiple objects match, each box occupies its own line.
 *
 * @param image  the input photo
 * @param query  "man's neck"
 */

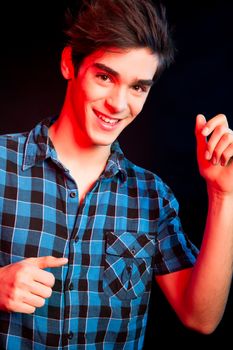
xmin=49 ymin=113 xmax=111 ymax=174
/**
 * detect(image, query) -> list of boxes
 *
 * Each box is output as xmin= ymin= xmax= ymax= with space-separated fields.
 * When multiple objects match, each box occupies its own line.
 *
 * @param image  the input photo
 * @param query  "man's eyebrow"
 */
xmin=93 ymin=63 xmax=120 ymax=77
xmin=135 ymin=79 xmax=154 ymax=87
xmin=93 ymin=62 xmax=154 ymax=87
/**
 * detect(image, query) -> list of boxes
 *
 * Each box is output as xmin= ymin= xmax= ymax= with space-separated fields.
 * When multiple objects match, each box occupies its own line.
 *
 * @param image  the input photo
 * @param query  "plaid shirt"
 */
xmin=0 ymin=117 xmax=198 ymax=349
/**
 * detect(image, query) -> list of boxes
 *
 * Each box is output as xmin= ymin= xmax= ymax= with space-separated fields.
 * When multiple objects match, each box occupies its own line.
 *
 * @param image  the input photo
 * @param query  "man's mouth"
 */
xmin=93 ymin=109 xmax=120 ymax=125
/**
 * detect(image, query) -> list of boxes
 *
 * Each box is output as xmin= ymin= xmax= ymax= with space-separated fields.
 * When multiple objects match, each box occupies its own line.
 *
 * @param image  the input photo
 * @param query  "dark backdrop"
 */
xmin=0 ymin=0 xmax=232 ymax=342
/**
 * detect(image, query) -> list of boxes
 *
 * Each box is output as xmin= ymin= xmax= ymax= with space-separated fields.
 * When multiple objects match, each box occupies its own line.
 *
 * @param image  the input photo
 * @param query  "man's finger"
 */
xmin=195 ymin=114 xmax=207 ymax=153
xmin=200 ymin=113 xmax=228 ymax=137
xmin=25 ymin=256 xmax=68 ymax=270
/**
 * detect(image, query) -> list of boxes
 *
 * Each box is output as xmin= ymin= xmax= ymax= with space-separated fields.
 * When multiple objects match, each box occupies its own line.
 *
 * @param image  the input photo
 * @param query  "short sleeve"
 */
xmin=153 ymin=179 xmax=199 ymax=275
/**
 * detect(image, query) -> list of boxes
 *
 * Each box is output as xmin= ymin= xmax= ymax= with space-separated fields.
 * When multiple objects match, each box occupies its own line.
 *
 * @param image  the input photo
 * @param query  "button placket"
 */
xmin=64 ymin=184 xmax=80 ymax=344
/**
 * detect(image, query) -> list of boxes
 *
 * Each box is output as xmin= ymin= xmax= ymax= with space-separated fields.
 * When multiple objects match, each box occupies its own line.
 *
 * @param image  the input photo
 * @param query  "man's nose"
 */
xmin=105 ymin=88 xmax=128 ymax=113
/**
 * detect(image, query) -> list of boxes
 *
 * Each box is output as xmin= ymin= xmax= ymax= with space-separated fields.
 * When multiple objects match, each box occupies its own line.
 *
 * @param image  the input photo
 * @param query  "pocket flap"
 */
xmin=106 ymin=231 xmax=155 ymax=258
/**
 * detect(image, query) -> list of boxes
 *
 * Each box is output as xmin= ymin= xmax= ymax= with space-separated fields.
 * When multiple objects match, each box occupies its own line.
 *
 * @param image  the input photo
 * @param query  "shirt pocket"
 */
xmin=103 ymin=231 xmax=155 ymax=300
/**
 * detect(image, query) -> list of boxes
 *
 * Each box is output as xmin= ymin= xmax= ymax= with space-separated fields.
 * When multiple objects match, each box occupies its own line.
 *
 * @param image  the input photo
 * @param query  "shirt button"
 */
xmin=69 ymin=282 xmax=74 ymax=291
xmin=67 ymin=331 xmax=73 ymax=340
xmin=70 ymin=191 xmax=76 ymax=198
xmin=131 ymin=249 xmax=136 ymax=255
xmin=74 ymin=236 xmax=79 ymax=243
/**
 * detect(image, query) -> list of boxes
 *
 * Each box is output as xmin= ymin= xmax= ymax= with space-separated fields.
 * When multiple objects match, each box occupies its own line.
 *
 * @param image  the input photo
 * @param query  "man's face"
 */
xmin=67 ymin=47 xmax=159 ymax=147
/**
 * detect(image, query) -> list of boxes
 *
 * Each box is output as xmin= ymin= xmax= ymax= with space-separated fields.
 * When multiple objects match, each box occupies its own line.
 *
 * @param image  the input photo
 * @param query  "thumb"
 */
xmin=195 ymin=113 xmax=206 ymax=136
xmin=25 ymin=256 xmax=68 ymax=269
xmin=195 ymin=114 xmax=207 ymax=153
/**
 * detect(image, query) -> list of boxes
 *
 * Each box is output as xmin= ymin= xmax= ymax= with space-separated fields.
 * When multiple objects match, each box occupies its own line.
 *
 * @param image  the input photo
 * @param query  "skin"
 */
xmin=58 ymin=46 xmax=157 ymax=148
xmin=49 ymin=47 xmax=158 ymax=201
xmin=0 ymin=257 xmax=68 ymax=313
xmin=0 ymin=48 xmax=232 ymax=335
xmin=156 ymin=113 xmax=233 ymax=333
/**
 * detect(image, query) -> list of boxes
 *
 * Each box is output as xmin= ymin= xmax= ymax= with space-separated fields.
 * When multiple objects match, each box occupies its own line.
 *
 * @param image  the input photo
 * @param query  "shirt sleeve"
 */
xmin=153 ymin=178 xmax=199 ymax=275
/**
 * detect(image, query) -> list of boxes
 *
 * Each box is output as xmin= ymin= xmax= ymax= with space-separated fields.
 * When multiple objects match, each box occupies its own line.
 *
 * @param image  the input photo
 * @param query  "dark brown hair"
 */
xmin=64 ymin=0 xmax=174 ymax=79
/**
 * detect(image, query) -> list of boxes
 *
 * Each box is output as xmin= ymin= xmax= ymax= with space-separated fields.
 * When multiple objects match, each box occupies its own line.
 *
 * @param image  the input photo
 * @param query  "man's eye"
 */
xmin=133 ymin=85 xmax=148 ymax=93
xmin=133 ymin=84 xmax=147 ymax=93
xmin=96 ymin=74 xmax=110 ymax=82
xmin=133 ymin=85 xmax=142 ymax=92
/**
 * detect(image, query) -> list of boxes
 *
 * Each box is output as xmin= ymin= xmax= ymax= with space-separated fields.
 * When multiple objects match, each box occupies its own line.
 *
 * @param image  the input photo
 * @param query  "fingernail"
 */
xmin=221 ymin=159 xmax=226 ymax=166
xmin=202 ymin=127 xmax=209 ymax=136
xmin=212 ymin=157 xmax=217 ymax=165
xmin=205 ymin=150 xmax=211 ymax=160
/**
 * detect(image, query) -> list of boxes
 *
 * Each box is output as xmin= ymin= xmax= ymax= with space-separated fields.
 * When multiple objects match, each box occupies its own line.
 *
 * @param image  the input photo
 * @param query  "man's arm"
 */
xmin=156 ymin=114 xmax=233 ymax=334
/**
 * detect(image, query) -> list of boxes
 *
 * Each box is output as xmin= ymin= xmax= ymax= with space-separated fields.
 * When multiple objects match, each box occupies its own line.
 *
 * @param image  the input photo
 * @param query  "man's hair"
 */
xmin=64 ymin=0 xmax=174 ymax=79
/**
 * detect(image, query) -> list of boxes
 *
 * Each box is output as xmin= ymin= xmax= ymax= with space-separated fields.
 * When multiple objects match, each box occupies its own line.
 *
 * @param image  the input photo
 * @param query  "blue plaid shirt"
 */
xmin=0 ymin=117 xmax=198 ymax=349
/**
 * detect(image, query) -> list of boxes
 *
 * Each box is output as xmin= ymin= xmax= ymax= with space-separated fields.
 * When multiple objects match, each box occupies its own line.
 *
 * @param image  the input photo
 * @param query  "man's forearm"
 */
xmin=184 ymin=189 xmax=233 ymax=333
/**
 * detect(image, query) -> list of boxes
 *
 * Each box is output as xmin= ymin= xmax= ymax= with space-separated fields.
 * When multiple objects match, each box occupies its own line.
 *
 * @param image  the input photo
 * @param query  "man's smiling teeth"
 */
xmin=96 ymin=112 xmax=119 ymax=124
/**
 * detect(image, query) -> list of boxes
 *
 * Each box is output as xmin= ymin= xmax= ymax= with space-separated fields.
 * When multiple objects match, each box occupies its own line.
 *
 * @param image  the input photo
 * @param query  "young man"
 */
xmin=0 ymin=0 xmax=232 ymax=348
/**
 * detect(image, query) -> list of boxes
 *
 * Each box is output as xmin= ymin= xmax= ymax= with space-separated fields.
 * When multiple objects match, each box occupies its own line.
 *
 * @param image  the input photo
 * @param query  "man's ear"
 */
xmin=61 ymin=46 xmax=74 ymax=80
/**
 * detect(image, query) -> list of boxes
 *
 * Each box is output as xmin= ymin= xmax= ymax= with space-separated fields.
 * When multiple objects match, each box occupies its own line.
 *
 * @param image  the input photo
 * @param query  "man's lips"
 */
xmin=93 ymin=109 xmax=121 ymax=125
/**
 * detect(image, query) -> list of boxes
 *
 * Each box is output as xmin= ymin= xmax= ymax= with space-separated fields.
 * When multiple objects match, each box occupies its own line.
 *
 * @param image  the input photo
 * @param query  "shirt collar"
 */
xmin=22 ymin=116 xmax=128 ymax=183
xmin=101 ymin=140 xmax=127 ymax=183
xmin=22 ymin=116 xmax=58 ymax=171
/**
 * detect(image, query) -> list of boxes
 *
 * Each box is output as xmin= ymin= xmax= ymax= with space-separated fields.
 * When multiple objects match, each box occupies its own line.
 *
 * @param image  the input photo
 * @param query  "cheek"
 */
xmin=130 ymin=97 xmax=147 ymax=118
xmin=80 ymin=78 xmax=108 ymax=103
xmin=71 ymin=82 xmax=96 ymax=114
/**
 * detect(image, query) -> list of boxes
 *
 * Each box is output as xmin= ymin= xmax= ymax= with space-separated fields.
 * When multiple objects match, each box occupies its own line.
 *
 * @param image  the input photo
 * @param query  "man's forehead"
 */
xmin=82 ymin=47 xmax=159 ymax=79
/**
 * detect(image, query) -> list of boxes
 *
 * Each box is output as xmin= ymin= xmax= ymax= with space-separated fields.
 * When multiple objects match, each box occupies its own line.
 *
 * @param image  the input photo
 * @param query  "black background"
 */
xmin=0 ymin=0 xmax=232 ymax=342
